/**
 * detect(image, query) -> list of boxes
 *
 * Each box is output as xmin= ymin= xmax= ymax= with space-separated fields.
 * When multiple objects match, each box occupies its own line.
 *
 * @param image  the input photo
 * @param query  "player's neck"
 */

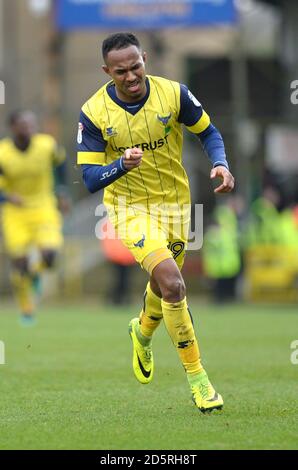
xmin=13 ymin=136 xmax=31 ymax=152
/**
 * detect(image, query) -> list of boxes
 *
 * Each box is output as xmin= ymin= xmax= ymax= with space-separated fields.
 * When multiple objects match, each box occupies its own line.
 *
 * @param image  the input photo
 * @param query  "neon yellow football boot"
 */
xmin=128 ymin=317 xmax=154 ymax=384
xmin=191 ymin=370 xmax=223 ymax=413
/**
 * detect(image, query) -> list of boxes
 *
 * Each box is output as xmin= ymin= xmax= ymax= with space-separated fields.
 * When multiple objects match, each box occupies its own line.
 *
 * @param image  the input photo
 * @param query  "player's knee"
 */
xmin=42 ymin=250 xmax=57 ymax=269
xmin=161 ymin=276 xmax=186 ymax=303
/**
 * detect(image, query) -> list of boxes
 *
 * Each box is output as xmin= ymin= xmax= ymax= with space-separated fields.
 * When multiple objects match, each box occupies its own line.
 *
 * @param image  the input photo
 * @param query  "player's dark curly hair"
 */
xmin=102 ymin=32 xmax=141 ymax=62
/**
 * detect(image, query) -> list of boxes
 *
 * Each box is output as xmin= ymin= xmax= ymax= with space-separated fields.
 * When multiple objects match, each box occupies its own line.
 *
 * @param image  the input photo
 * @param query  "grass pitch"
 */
xmin=0 ymin=301 xmax=297 ymax=450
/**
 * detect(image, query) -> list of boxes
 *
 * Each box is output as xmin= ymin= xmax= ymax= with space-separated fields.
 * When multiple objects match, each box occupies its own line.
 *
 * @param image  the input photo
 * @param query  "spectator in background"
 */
xmin=245 ymin=185 xmax=283 ymax=247
xmin=202 ymin=196 xmax=243 ymax=303
xmin=245 ymin=185 xmax=298 ymax=247
xmin=243 ymin=184 xmax=298 ymax=302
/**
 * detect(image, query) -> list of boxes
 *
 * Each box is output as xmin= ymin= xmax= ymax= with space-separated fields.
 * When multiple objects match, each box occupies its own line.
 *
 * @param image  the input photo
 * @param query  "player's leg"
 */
xmin=10 ymin=256 xmax=36 ymax=324
xmin=2 ymin=209 xmax=36 ymax=323
xmin=34 ymin=207 xmax=63 ymax=295
xmin=136 ymin=239 xmax=186 ymax=348
xmin=129 ymin=246 xmax=191 ymax=385
xmin=40 ymin=248 xmax=58 ymax=269
xmin=152 ymin=257 xmax=201 ymax=374
xmin=138 ymin=277 xmax=163 ymax=343
xmin=36 ymin=207 xmax=63 ymax=259
xmin=128 ymin=249 xmax=172 ymax=385
xmin=124 ymin=216 xmax=190 ymax=384
xmin=152 ymin=258 xmax=223 ymax=412
xmin=128 ymin=277 xmax=163 ymax=382
xmin=29 ymin=248 xmax=59 ymax=297
xmin=121 ymin=213 xmax=171 ymax=384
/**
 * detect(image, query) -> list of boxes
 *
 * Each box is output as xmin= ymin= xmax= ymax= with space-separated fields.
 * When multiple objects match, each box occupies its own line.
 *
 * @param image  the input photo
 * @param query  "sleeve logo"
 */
xmin=100 ymin=167 xmax=118 ymax=181
xmin=77 ymin=122 xmax=84 ymax=144
xmin=105 ymin=126 xmax=118 ymax=138
xmin=187 ymin=90 xmax=201 ymax=108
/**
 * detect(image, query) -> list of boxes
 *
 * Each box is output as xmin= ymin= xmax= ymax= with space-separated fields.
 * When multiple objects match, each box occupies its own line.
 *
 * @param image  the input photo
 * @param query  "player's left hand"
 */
xmin=210 ymin=166 xmax=235 ymax=193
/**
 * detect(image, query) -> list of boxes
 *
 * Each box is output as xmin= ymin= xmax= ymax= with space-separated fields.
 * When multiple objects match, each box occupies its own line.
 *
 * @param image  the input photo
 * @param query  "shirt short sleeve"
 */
xmin=77 ymin=110 xmax=107 ymax=165
xmin=178 ymin=84 xmax=211 ymax=134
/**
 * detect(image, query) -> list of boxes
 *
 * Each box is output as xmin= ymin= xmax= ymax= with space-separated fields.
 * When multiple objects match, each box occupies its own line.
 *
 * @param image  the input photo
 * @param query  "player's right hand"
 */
xmin=8 ymin=194 xmax=24 ymax=206
xmin=122 ymin=147 xmax=143 ymax=171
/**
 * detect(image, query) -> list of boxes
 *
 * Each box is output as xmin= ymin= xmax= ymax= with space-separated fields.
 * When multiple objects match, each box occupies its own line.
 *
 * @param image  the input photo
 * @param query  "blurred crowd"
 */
xmin=202 ymin=180 xmax=298 ymax=303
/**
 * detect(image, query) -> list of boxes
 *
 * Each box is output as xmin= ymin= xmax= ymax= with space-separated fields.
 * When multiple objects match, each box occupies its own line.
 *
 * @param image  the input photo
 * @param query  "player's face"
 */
xmin=103 ymin=45 xmax=147 ymax=102
xmin=11 ymin=112 xmax=37 ymax=140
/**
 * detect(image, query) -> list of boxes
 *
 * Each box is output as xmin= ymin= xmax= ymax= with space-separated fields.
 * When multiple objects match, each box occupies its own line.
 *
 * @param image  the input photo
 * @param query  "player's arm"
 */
xmin=0 ymin=191 xmax=7 ymax=203
xmin=197 ymin=124 xmax=234 ymax=193
xmin=52 ymin=144 xmax=67 ymax=192
xmin=0 ymin=166 xmax=6 ymax=203
xmin=77 ymin=110 xmax=142 ymax=193
xmin=0 ymin=166 xmax=23 ymax=206
xmin=54 ymin=158 xmax=67 ymax=194
xmin=51 ymin=144 xmax=71 ymax=213
xmin=178 ymin=84 xmax=234 ymax=193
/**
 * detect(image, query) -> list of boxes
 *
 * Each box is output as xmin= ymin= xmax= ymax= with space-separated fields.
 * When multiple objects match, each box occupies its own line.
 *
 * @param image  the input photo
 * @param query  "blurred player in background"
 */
xmin=0 ymin=110 xmax=69 ymax=325
xmin=77 ymin=33 xmax=234 ymax=412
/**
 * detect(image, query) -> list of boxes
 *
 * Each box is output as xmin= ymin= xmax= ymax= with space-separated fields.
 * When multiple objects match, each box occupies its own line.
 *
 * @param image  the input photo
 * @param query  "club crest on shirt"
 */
xmin=157 ymin=112 xmax=172 ymax=136
xmin=77 ymin=122 xmax=84 ymax=144
xmin=134 ymin=234 xmax=145 ymax=248
xmin=105 ymin=126 xmax=118 ymax=138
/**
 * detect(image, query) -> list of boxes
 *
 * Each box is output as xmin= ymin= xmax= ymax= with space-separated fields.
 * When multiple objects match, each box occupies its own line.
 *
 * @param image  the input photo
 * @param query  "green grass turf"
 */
xmin=0 ymin=301 xmax=297 ymax=450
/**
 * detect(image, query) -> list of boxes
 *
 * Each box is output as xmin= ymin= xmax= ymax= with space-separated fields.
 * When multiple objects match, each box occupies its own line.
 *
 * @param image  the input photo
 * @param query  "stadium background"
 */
xmin=0 ymin=0 xmax=298 ymax=451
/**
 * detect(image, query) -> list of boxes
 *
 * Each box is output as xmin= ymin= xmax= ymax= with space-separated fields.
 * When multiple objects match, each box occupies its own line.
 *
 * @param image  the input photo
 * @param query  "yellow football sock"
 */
xmin=161 ymin=297 xmax=203 ymax=376
xmin=10 ymin=271 xmax=34 ymax=315
xmin=139 ymin=282 xmax=163 ymax=339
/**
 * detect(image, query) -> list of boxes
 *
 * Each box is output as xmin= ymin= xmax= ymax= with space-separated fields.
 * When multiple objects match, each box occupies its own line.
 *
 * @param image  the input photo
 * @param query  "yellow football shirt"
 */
xmin=0 ymin=134 xmax=65 ymax=209
xmin=77 ymin=75 xmax=210 ymax=211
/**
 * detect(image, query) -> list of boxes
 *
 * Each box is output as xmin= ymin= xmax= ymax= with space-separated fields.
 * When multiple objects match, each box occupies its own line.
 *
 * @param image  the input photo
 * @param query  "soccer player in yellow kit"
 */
xmin=77 ymin=33 xmax=234 ymax=412
xmin=0 ymin=111 xmax=67 ymax=324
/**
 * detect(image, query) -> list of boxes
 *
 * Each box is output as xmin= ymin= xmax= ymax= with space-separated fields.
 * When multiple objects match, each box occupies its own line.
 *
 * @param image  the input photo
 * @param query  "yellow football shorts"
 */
xmin=2 ymin=205 xmax=63 ymax=258
xmin=106 ymin=204 xmax=189 ymax=274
